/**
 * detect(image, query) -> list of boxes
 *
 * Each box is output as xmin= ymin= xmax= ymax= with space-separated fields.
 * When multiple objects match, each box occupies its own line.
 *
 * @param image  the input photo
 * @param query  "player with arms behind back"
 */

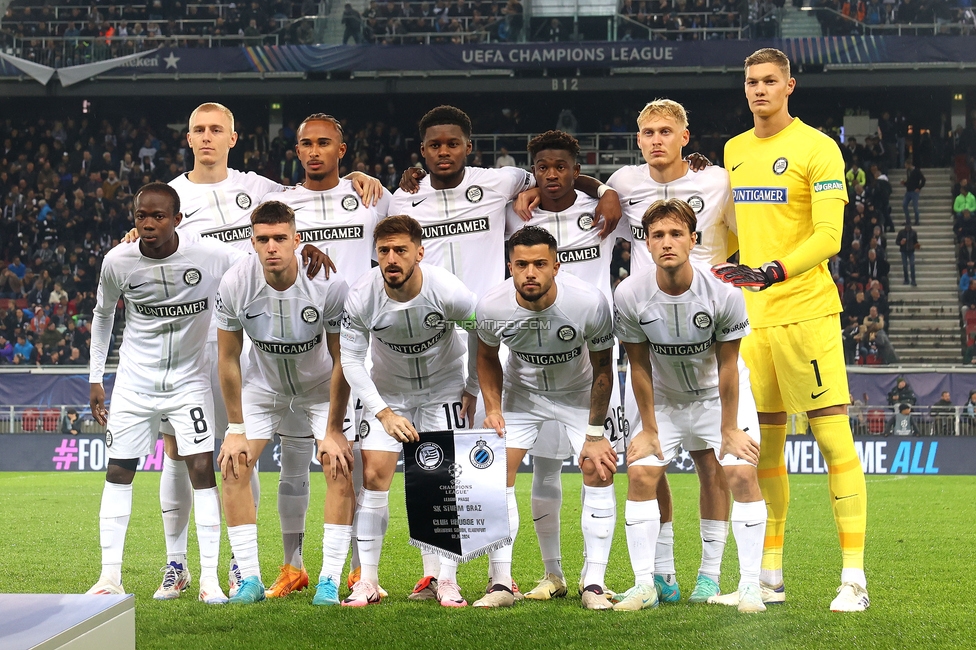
xmin=713 ymin=47 xmax=869 ymax=612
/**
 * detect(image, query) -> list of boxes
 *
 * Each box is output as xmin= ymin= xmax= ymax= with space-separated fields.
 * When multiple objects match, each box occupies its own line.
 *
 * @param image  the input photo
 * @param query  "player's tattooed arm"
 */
xmin=715 ymin=338 xmax=759 ymax=465
xmin=345 ymin=171 xmax=383 ymax=206
xmin=399 ymin=166 xmax=427 ymax=194
xmin=622 ymin=340 xmax=665 ymax=465
xmin=477 ymin=339 xmax=505 ymax=437
xmin=587 ymin=348 xmax=614 ymax=428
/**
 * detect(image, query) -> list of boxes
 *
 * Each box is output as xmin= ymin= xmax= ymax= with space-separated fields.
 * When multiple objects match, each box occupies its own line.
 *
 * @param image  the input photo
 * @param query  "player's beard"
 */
xmin=305 ymin=168 xmax=328 ymax=182
xmin=383 ymin=263 xmax=415 ymax=290
xmin=515 ymin=279 xmax=551 ymax=303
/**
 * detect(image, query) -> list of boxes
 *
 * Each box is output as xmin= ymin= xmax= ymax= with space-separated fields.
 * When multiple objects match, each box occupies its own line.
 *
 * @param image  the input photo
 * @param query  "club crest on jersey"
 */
xmin=577 ymin=213 xmax=595 ymax=230
xmin=105 ymin=430 xmax=113 ymax=448
xmin=358 ymin=420 xmax=370 ymax=439
xmin=693 ymin=312 xmax=712 ymax=330
xmin=772 ymin=157 xmax=789 ymax=175
xmin=424 ymin=311 xmax=444 ymax=329
xmin=465 ymin=185 xmax=484 ymax=203
xmin=557 ymin=325 xmax=576 ymax=341
xmin=235 ymin=192 xmax=252 ymax=210
xmin=687 ymin=196 xmax=705 ymax=213
xmin=183 ymin=269 xmax=201 ymax=286
xmin=302 ymin=307 xmax=319 ymax=323
xmin=341 ymin=195 xmax=359 ymax=211
xmin=469 ymin=438 xmax=494 ymax=469
xmin=416 ymin=442 xmax=444 ymax=470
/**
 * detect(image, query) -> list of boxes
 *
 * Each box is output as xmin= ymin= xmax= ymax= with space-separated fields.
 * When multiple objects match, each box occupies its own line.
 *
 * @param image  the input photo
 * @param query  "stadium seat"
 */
xmin=866 ymin=409 xmax=886 ymax=435
xmin=43 ymin=408 xmax=61 ymax=432
xmin=21 ymin=408 xmax=40 ymax=433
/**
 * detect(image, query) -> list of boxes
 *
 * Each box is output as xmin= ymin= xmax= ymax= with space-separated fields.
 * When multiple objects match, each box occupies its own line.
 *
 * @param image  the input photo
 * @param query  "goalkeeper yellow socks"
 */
xmin=757 ymin=422 xmax=788 ymax=584
xmin=810 ymin=414 xmax=867 ymax=577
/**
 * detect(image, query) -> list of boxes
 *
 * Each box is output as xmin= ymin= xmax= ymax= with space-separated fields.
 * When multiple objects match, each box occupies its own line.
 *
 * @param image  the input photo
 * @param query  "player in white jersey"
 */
xmin=606 ymin=99 xmax=736 ymax=603
xmin=503 ymin=131 xmax=623 ymax=602
xmin=394 ymin=105 xmax=622 ymax=599
xmin=214 ymin=201 xmax=350 ymax=605
xmin=157 ymin=103 xmax=379 ymax=599
xmin=339 ymin=216 xmax=478 ymax=608
xmin=264 ymin=114 xmax=392 ymax=598
xmin=611 ymin=198 xmax=767 ymax=613
xmin=476 ymin=226 xmax=617 ymax=610
xmin=86 ymin=182 xmax=244 ymax=604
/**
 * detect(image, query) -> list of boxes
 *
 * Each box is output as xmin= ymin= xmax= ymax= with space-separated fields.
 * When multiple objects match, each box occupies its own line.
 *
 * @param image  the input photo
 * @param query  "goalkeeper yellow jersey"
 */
xmin=724 ymin=118 xmax=847 ymax=328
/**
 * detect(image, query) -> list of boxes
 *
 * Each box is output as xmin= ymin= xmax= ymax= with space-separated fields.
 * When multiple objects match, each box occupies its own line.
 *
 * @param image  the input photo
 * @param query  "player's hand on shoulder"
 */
xmin=318 ymin=432 xmax=354 ymax=479
xmin=89 ymin=383 xmax=108 ymax=425
xmin=719 ymin=427 xmax=760 ymax=465
xmin=301 ymin=244 xmax=335 ymax=279
xmin=347 ymin=171 xmax=382 ymax=206
xmin=484 ymin=411 xmax=506 ymax=438
xmin=123 ymin=228 xmax=139 ymax=244
xmin=513 ymin=188 xmax=542 ymax=221
xmin=399 ymin=167 xmax=426 ymax=194
xmin=377 ymin=408 xmax=419 ymax=442
xmin=595 ymin=188 xmax=621 ymax=239
xmin=626 ymin=430 xmax=663 ymax=465
xmin=684 ymin=152 xmax=712 ymax=172
xmin=217 ymin=432 xmax=251 ymax=480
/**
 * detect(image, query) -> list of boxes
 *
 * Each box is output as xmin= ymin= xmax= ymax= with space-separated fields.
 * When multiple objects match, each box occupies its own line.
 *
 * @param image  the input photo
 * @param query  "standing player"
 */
xmin=339 ymin=215 xmax=479 ymax=608
xmin=162 ymin=102 xmax=377 ymax=599
xmin=214 ymin=201 xmax=349 ymax=604
xmin=257 ymin=114 xmax=392 ymax=599
xmin=713 ymin=47 xmax=869 ymax=612
xmin=86 ymin=182 xmax=243 ymax=603
xmin=505 ymin=131 xmax=622 ymax=601
xmin=392 ymin=105 xmax=621 ymax=600
xmin=611 ymin=198 xmax=767 ymax=614
xmin=606 ymin=99 xmax=737 ymax=604
xmin=476 ymin=226 xmax=617 ymax=609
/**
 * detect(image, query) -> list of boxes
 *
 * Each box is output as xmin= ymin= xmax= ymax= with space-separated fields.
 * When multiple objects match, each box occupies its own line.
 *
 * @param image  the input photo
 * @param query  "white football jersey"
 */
xmin=613 ymin=261 xmax=751 ymax=403
xmin=341 ymin=264 xmax=477 ymax=407
xmin=269 ymin=180 xmax=391 ymax=284
xmin=477 ymin=272 xmax=614 ymax=393
xmin=90 ymin=234 xmax=245 ymax=393
xmin=389 ymin=166 xmax=534 ymax=299
xmin=169 ymin=169 xmax=283 ymax=251
xmin=214 ymin=253 xmax=348 ymax=397
xmin=505 ymin=191 xmax=615 ymax=303
xmin=607 ymin=164 xmax=736 ymax=272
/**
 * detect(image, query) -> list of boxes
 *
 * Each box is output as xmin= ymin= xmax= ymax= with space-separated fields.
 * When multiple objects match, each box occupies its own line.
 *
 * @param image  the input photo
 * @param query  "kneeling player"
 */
xmin=339 ymin=215 xmax=479 ymax=608
xmin=477 ymin=226 xmax=617 ymax=610
xmin=215 ymin=201 xmax=350 ymax=604
xmin=612 ymin=199 xmax=767 ymax=613
xmin=87 ymin=182 xmax=243 ymax=603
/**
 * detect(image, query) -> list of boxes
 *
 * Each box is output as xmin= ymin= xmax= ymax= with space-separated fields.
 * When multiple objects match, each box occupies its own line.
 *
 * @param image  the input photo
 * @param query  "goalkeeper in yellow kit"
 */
xmin=711 ymin=48 xmax=869 ymax=613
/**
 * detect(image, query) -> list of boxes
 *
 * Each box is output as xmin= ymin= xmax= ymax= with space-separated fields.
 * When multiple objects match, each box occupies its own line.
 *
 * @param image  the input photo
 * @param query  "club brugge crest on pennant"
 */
xmin=105 ymin=430 xmax=113 ymax=448
xmin=424 ymin=312 xmax=443 ymax=329
xmin=772 ymin=157 xmax=788 ymax=175
xmin=235 ymin=192 xmax=252 ymax=209
xmin=465 ymin=185 xmax=483 ymax=203
xmin=416 ymin=442 xmax=444 ymax=470
xmin=687 ymin=196 xmax=705 ymax=213
xmin=693 ymin=311 xmax=712 ymax=330
xmin=302 ymin=306 xmax=319 ymax=323
xmin=183 ymin=268 xmax=201 ymax=286
xmin=469 ymin=438 xmax=494 ymax=469
xmin=557 ymin=325 xmax=576 ymax=341
xmin=341 ymin=195 xmax=359 ymax=211
xmin=577 ymin=213 xmax=594 ymax=230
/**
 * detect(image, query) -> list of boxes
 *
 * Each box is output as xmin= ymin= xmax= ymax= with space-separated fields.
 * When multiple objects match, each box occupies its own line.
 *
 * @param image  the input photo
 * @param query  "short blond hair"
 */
xmin=637 ymin=99 xmax=688 ymax=132
xmin=189 ymin=102 xmax=235 ymax=132
xmin=744 ymin=48 xmax=791 ymax=79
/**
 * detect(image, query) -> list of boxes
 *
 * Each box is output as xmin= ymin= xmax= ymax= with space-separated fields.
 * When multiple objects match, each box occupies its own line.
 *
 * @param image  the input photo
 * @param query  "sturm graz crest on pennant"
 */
xmin=424 ymin=312 xmax=444 ymax=329
xmin=301 ymin=306 xmax=319 ymax=323
xmin=235 ymin=192 xmax=252 ymax=209
xmin=341 ymin=195 xmax=359 ymax=211
xmin=415 ymin=442 xmax=444 ymax=470
xmin=693 ymin=311 xmax=712 ymax=330
xmin=183 ymin=269 xmax=201 ymax=286
xmin=469 ymin=438 xmax=494 ymax=469
xmin=687 ymin=196 xmax=705 ymax=213
xmin=557 ymin=325 xmax=576 ymax=341
xmin=772 ymin=157 xmax=789 ymax=175
xmin=105 ymin=430 xmax=113 ymax=448
xmin=465 ymin=185 xmax=484 ymax=203
xmin=577 ymin=213 xmax=595 ymax=230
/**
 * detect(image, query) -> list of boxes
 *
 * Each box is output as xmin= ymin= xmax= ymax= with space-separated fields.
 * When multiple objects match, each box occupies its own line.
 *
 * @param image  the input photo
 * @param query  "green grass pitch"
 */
xmin=1 ymin=471 xmax=973 ymax=649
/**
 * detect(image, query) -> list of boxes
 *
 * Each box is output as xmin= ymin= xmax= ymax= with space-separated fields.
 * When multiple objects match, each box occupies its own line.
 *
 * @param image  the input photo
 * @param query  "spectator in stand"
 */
xmin=842 ymin=251 xmax=866 ymax=290
xmin=846 ymin=161 xmax=867 ymax=189
xmin=0 ymin=334 xmax=13 ymax=364
xmin=901 ymin=160 xmax=926 ymax=225
xmin=885 ymin=403 xmax=920 ymax=437
xmin=887 ymin=376 xmax=918 ymax=406
xmin=955 ymin=179 xmax=975 ymax=223
xmin=861 ymin=305 xmax=897 ymax=364
xmin=866 ymin=285 xmax=890 ymax=319
xmin=961 ymin=278 xmax=976 ymax=317
xmin=342 ymin=3 xmax=364 ymax=43
xmin=494 ymin=147 xmax=516 ymax=167
xmin=960 ymin=261 xmax=976 ymax=296
xmin=931 ymin=391 xmax=955 ymax=436
xmin=845 ymin=289 xmax=871 ymax=323
xmin=61 ymin=408 xmax=82 ymax=436
xmin=958 ymin=236 xmax=976 ymax=274
xmin=861 ymin=247 xmax=890 ymax=293
xmin=897 ymin=222 xmax=919 ymax=286
xmin=842 ymin=314 xmax=863 ymax=365
xmin=12 ymin=334 xmax=33 ymax=363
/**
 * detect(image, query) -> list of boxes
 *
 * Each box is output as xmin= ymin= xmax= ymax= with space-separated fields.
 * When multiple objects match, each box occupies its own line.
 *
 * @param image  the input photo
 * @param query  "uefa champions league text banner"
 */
xmin=2 ymin=434 xmax=972 ymax=475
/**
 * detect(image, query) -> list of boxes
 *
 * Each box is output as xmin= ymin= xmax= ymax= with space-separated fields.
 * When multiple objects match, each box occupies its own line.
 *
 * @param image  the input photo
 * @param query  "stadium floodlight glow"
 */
xmin=954 ymin=93 xmax=964 ymax=101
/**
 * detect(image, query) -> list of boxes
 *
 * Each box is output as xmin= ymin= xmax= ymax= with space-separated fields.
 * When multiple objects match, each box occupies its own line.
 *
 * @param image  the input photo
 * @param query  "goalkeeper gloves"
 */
xmin=711 ymin=261 xmax=787 ymax=291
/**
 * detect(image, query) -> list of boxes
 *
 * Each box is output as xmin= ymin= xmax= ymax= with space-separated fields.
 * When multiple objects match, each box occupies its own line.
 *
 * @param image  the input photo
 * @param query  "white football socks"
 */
xmin=699 ymin=519 xmax=728 ymax=583
xmin=730 ymin=500 xmax=766 ymax=590
xmin=227 ymin=524 xmax=260 ymax=580
xmin=159 ymin=455 xmax=191 ymax=567
xmin=321 ymin=524 xmax=352 ymax=581
xmin=624 ymin=499 xmax=660 ymax=585
xmin=487 ymin=487 xmax=518 ymax=589
xmin=580 ymin=484 xmax=615 ymax=588
xmin=193 ymin=487 xmax=221 ymax=581
xmin=98 ymin=481 xmax=132 ymax=585
xmin=655 ymin=520 xmax=676 ymax=577
xmin=356 ymin=489 xmax=389 ymax=584
xmin=278 ymin=436 xmax=313 ymax=568
xmin=531 ymin=456 xmax=564 ymax=578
